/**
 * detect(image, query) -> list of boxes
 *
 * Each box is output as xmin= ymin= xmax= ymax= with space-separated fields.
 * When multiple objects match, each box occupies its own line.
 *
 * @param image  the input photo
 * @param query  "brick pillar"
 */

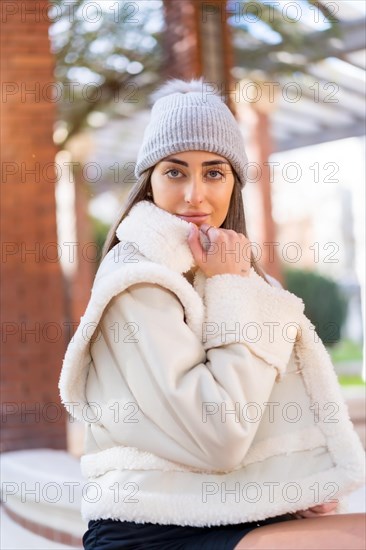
xmin=163 ymin=0 xmax=235 ymax=113
xmin=162 ymin=0 xmax=203 ymax=80
xmin=250 ymin=109 xmax=283 ymax=283
xmin=1 ymin=0 xmax=67 ymax=451
xmin=71 ymin=164 xmax=95 ymax=325
xmin=237 ymin=81 xmax=283 ymax=283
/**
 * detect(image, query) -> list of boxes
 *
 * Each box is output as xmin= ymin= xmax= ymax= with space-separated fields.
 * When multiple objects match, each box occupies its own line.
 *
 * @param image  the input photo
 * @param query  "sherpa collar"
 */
xmin=115 ymin=200 xmax=198 ymax=274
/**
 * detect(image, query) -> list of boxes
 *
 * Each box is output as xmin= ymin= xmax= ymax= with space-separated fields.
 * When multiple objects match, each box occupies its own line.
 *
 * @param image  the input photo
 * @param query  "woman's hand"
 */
xmin=292 ymin=501 xmax=339 ymax=519
xmin=187 ymin=223 xmax=251 ymax=278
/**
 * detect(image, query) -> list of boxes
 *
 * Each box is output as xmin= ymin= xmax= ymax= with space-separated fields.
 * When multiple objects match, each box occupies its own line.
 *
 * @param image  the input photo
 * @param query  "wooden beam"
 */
xmin=275 ymin=121 xmax=366 ymax=152
xmin=234 ymin=18 xmax=366 ymax=71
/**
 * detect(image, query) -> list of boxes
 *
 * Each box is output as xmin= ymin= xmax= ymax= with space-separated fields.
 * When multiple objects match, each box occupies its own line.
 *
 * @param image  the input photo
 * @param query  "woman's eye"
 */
xmin=165 ymin=169 xmax=182 ymax=178
xmin=164 ymin=168 xmax=225 ymax=179
xmin=206 ymin=170 xmax=224 ymax=179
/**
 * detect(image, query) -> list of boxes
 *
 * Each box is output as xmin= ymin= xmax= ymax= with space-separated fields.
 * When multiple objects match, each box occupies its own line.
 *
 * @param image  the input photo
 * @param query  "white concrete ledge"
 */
xmin=1 ymin=449 xmax=86 ymax=544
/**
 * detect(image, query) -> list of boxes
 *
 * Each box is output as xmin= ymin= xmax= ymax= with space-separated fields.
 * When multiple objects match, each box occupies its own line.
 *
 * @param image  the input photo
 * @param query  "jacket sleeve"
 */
xmin=87 ymin=269 xmax=303 ymax=472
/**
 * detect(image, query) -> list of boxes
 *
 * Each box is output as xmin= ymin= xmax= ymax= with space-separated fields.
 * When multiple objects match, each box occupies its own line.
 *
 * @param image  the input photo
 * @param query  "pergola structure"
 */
xmin=162 ymin=1 xmax=365 ymax=150
xmin=233 ymin=8 xmax=365 ymax=151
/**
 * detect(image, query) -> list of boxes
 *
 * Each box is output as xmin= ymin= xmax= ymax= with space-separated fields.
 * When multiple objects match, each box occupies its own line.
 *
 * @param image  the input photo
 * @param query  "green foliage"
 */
xmin=89 ymin=215 xmax=110 ymax=268
xmin=230 ymin=1 xmax=341 ymax=75
xmin=328 ymin=339 xmax=363 ymax=363
xmin=50 ymin=0 xmax=164 ymax=143
xmin=283 ymin=268 xmax=348 ymax=345
xmin=337 ymin=375 xmax=365 ymax=387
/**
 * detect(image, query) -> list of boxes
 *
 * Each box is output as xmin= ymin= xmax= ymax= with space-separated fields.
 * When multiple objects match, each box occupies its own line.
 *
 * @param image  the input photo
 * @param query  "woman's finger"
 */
xmin=309 ymin=501 xmax=338 ymax=514
xmin=294 ymin=500 xmax=338 ymax=519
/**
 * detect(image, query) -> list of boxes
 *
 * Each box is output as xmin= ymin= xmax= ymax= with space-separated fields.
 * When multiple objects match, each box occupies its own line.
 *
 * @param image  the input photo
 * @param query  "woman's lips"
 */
xmin=176 ymin=214 xmax=209 ymax=223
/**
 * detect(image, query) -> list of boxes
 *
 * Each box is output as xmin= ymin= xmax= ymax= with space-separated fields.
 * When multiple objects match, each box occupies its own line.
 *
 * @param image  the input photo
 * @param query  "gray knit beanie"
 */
xmin=134 ymin=77 xmax=248 ymax=188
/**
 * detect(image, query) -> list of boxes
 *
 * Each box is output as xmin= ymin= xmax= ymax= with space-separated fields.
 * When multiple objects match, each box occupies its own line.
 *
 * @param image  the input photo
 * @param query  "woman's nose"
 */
xmin=184 ymin=175 xmax=205 ymax=203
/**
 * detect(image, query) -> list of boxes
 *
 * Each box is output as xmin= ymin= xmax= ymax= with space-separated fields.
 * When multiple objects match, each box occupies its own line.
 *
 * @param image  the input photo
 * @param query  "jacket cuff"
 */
xmin=202 ymin=267 xmax=305 ymax=374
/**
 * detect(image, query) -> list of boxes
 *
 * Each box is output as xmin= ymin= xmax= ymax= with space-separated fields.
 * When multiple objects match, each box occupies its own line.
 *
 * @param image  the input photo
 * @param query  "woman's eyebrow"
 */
xmin=162 ymin=157 xmax=230 ymax=167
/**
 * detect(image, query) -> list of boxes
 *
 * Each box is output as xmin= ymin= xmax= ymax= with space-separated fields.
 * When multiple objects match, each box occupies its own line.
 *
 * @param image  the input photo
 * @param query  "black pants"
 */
xmin=83 ymin=513 xmax=297 ymax=550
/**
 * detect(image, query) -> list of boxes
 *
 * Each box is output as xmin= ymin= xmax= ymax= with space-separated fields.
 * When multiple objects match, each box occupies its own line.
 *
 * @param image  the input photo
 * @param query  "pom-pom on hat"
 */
xmin=134 ymin=77 xmax=248 ymax=188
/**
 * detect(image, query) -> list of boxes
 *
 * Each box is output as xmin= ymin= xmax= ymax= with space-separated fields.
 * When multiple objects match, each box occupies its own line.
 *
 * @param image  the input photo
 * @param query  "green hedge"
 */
xmin=89 ymin=215 xmax=110 ymax=269
xmin=283 ymin=268 xmax=348 ymax=345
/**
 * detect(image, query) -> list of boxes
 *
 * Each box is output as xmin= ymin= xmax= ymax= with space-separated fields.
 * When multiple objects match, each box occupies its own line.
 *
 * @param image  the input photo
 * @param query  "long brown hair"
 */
xmin=101 ymin=167 xmax=270 ymax=284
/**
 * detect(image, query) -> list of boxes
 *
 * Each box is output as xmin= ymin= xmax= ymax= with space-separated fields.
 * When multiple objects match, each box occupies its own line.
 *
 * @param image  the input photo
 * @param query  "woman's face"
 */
xmin=150 ymin=150 xmax=235 ymax=228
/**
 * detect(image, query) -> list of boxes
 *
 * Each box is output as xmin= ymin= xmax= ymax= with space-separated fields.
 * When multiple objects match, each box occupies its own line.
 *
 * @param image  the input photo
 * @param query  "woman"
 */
xmin=59 ymin=78 xmax=365 ymax=549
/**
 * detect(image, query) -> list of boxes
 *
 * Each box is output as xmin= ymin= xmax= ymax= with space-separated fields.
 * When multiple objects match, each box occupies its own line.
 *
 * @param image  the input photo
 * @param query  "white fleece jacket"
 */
xmin=59 ymin=200 xmax=365 ymax=527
